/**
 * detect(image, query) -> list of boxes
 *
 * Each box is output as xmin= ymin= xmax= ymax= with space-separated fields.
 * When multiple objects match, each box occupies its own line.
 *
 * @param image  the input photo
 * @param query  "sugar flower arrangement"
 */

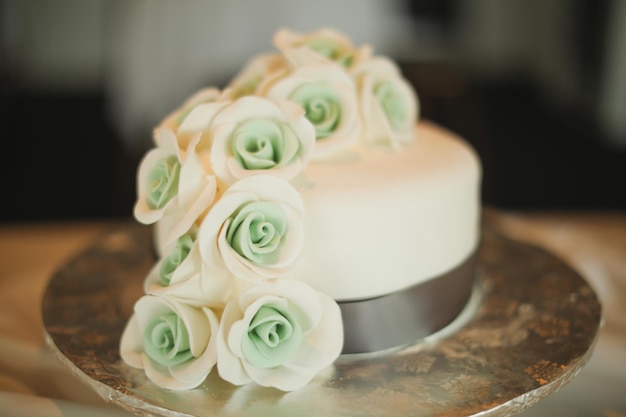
xmin=120 ymin=27 xmax=419 ymax=392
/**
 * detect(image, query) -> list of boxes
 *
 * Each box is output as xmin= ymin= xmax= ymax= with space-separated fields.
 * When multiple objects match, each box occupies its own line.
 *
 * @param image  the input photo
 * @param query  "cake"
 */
xmin=120 ymin=27 xmax=482 ymax=393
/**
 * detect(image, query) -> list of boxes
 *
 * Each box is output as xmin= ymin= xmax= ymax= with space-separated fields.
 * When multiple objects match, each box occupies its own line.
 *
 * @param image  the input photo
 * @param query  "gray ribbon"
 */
xmin=338 ymin=253 xmax=477 ymax=354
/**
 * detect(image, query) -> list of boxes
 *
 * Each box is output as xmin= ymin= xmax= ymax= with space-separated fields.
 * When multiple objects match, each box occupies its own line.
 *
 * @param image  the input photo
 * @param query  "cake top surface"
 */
xmin=295 ymin=121 xmax=479 ymax=197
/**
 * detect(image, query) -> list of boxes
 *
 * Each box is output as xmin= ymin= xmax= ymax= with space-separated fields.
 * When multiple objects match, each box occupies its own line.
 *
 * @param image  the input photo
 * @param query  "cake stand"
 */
xmin=42 ymin=220 xmax=602 ymax=417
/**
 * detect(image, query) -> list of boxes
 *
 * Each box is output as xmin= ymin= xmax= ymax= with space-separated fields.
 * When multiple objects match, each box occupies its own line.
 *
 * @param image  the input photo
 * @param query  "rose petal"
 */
xmin=145 ymin=243 xmax=239 ymax=308
xmin=352 ymin=56 xmax=419 ymax=148
xmin=134 ymin=130 xmax=182 ymax=225
xmin=272 ymin=27 xmax=369 ymax=68
xmin=157 ymin=87 xmax=225 ymax=133
xmin=149 ymin=134 xmax=218 ymax=250
xmin=227 ymin=52 xmax=287 ymax=99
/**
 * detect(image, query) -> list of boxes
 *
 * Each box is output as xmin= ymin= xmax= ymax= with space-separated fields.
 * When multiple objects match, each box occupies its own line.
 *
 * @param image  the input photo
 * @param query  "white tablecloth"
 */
xmin=1 ymin=210 xmax=625 ymax=417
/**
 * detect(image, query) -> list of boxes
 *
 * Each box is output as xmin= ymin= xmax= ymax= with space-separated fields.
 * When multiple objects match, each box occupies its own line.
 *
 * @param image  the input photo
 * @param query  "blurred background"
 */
xmin=1 ymin=0 xmax=625 ymax=223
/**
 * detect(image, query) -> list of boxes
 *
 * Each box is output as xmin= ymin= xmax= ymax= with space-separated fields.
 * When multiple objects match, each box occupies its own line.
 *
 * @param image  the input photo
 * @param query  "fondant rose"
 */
xmin=209 ymin=96 xmax=315 ymax=184
xmin=227 ymin=52 xmax=287 ymax=99
xmin=176 ymin=100 xmax=231 ymax=151
xmin=120 ymin=294 xmax=219 ymax=390
xmin=159 ymin=87 xmax=223 ymax=129
xmin=261 ymin=60 xmax=360 ymax=159
xmin=273 ymin=27 xmax=371 ymax=68
xmin=136 ymin=130 xmax=218 ymax=255
xmin=216 ymin=279 xmax=343 ymax=391
xmin=144 ymin=232 xmax=242 ymax=309
xmin=157 ymin=88 xmax=231 ymax=151
xmin=134 ymin=130 xmax=184 ymax=226
xmin=352 ymin=57 xmax=418 ymax=148
xmin=198 ymin=175 xmax=304 ymax=283
xmin=157 ymin=230 xmax=196 ymax=287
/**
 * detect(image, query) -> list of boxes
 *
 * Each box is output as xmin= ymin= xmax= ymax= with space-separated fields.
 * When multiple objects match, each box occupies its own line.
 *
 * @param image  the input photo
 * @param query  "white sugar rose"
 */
xmin=120 ymin=294 xmax=219 ymax=391
xmin=209 ymin=96 xmax=315 ymax=184
xmin=158 ymin=87 xmax=224 ymax=129
xmin=261 ymin=60 xmax=360 ymax=159
xmin=175 ymin=100 xmax=231 ymax=152
xmin=273 ymin=27 xmax=371 ymax=68
xmin=158 ymin=88 xmax=231 ymax=151
xmin=352 ymin=57 xmax=418 ymax=148
xmin=134 ymin=129 xmax=183 ymax=225
xmin=227 ymin=52 xmax=287 ymax=99
xmin=217 ymin=279 xmax=343 ymax=391
xmin=144 ymin=230 xmax=241 ymax=308
xmin=136 ymin=130 xmax=218 ymax=255
xmin=198 ymin=175 xmax=304 ymax=283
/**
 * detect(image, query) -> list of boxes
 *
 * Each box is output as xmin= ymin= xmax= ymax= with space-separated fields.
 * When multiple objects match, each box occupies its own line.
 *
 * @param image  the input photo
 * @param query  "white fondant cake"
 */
xmin=293 ymin=122 xmax=480 ymax=301
xmin=120 ymin=27 xmax=482 ymax=393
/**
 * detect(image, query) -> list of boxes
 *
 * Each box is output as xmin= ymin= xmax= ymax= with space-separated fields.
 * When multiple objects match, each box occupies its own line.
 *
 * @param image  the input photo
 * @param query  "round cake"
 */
xmin=120 ymin=27 xmax=482 ymax=393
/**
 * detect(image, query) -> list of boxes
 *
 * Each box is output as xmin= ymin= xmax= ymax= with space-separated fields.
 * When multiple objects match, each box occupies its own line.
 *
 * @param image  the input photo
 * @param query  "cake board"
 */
xmin=41 ymin=218 xmax=602 ymax=417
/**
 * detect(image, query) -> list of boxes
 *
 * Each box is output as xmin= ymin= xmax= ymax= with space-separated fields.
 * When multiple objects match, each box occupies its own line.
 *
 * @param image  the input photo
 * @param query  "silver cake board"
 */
xmin=42 ymin=219 xmax=602 ymax=417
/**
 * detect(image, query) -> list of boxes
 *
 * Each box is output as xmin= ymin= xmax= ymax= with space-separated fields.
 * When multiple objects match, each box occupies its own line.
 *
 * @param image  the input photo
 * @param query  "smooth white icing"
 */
xmin=291 ymin=121 xmax=481 ymax=301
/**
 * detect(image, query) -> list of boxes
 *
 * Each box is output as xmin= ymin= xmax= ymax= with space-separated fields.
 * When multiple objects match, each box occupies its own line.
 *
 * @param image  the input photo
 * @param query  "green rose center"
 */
xmin=159 ymin=233 xmax=194 ymax=286
xmin=226 ymin=201 xmax=287 ymax=265
xmin=146 ymin=155 xmax=181 ymax=209
xmin=289 ymin=83 xmax=341 ymax=141
xmin=143 ymin=313 xmax=194 ymax=367
xmin=241 ymin=305 xmax=302 ymax=368
xmin=374 ymin=81 xmax=408 ymax=132
xmin=231 ymin=119 xmax=300 ymax=170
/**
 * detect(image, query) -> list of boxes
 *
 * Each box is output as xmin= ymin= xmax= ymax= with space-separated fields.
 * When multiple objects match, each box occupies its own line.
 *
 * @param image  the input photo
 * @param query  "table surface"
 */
xmin=1 ymin=209 xmax=625 ymax=417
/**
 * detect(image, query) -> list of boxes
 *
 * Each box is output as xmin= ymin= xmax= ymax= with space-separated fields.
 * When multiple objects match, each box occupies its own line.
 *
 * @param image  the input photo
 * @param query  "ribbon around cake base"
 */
xmin=338 ymin=253 xmax=477 ymax=354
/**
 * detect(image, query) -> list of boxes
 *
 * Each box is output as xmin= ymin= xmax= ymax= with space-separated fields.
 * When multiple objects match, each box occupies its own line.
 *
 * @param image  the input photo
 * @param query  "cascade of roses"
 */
xmin=120 ymin=27 xmax=419 ymax=392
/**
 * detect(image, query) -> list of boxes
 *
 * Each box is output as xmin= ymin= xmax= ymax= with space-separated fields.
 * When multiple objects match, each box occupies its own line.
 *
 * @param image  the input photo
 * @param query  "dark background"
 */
xmin=1 ymin=0 xmax=625 ymax=224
